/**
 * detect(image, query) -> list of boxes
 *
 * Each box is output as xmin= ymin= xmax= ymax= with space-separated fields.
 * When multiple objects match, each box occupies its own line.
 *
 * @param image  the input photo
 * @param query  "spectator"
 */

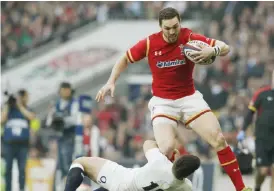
xmin=45 ymin=82 xmax=78 ymax=183
xmin=1 ymin=89 xmax=36 ymax=191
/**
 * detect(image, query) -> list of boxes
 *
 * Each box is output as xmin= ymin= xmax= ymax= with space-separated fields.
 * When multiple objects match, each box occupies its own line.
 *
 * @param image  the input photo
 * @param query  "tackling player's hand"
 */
xmin=95 ymin=82 xmax=115 ymax=102
xmin=190 ymin=47 xmax=215 ymax=64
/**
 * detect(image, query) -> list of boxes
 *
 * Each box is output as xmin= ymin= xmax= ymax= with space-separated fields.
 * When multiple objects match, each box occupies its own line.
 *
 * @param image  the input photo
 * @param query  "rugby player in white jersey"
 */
xmin=64 ymin=140 xmax=200 ymax=191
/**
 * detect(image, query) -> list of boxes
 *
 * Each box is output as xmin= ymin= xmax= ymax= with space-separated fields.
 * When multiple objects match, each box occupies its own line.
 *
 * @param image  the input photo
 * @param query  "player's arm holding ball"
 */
xmin=96 ymin=38 xmax=147 ymax=102
xmin=188 ymin=32 xmax=230 ymax=64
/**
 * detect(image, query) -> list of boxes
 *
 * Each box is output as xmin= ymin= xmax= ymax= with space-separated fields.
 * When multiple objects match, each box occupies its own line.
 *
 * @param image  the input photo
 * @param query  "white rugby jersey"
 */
xmin=97 ymin=148 xmax=192 ymax=191
xmin=130 ymin=148 xmax=193 ymax=191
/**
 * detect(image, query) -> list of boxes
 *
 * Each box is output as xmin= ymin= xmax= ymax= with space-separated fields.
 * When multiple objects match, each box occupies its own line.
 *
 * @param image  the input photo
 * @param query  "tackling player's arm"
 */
xmin=107 ymin=38 xmax=148 ymax=84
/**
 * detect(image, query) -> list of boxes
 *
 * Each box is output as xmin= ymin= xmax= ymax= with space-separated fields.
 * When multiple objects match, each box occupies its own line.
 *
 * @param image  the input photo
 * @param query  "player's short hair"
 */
xmin=172 ymin=155 xmax=201 ymax=180
xmin=158 ymin=7 xmax=181 ymax=26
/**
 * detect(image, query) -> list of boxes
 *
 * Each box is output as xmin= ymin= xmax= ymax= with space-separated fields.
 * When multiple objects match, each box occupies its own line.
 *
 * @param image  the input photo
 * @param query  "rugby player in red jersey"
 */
xmin=96 ymin=7 xmax=251 ymax=191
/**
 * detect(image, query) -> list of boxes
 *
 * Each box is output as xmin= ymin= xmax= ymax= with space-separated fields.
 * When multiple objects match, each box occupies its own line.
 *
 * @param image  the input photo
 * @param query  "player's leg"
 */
xmin=16 ymin=145 xmax=28 ymax=191
xmin=254 ymin=141 xmax=270 ymax=191
xmin=153 ymin=118 xmax=177 ymax=158
xmin=148 ymin=96 xmax=180 ymax=159
xmin=190 ymin=112 xmax=248 ymax=191
xmin=4 ymin=143 xmax=15 ymax=191
xmin=93 ymin=188 xmax=108 ymax=191
xmin=270 ymin=148 xmax=274 ymax=191
xmin=254 ymin=167 xmax=268 ymax=191
xmin=180 ymin=91 xmax=248 ymax=191
xmin=64 ymin=157 xmax=107 ymax=191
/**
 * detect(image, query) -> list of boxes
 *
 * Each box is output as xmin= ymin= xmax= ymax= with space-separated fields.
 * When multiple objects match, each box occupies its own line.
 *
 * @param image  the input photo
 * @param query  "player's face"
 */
xmin=161 ymin=17 xmax=180 ymax=43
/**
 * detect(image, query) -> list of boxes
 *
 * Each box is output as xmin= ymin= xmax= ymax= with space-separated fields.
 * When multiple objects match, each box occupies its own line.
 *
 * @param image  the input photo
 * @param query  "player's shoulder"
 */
xmin=254 ymin=85 xmax=272 ymax=97
xmin=179 ymin=27 xmax=193 ymax=43
xmin=147 ymin=31 xmax=162 ymax=42
xmin=180 ymin=28 xmax=193 ymax=36
xmin=180 ymin=27 xmax=193 ymax=33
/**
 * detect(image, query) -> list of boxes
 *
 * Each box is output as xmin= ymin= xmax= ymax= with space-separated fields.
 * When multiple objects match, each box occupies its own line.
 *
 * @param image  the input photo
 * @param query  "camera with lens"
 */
xmin=51 ymin=113 xmax=65 ymax=132
xmin=4 ymin=91 xmax=17 ymax=108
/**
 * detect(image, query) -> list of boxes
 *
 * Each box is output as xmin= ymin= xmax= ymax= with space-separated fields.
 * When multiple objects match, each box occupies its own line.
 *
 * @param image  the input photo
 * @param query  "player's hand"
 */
xmin=95 ymin=82 xmax=115 ymax=102
xmin=236 ymin=130 xmax=245 ymax=142
xmin=190 ymin=47 xmax=215 ymax=64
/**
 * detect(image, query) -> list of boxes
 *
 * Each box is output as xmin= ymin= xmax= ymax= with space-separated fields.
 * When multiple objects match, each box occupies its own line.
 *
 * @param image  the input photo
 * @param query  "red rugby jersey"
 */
xmin=126 ymin=28 xmax=216 ymax=100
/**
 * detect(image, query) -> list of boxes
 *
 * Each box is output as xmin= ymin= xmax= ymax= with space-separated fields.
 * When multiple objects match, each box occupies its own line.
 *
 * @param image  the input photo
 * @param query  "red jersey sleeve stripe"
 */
xmin=146 ymin=37 xmax=150 ymax=57
xmin=251 ymin=86 xmax=271 ymax=103
xmin=127 ymin=50 xmax=135 ymax=63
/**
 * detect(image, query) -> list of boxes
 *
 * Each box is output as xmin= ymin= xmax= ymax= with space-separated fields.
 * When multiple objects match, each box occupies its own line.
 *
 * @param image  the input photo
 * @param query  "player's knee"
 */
xmin=158 ymin=139 xmax=175 ymax=157
xmin=258 ymin=167 xmax=269 ymax=177
xmin=73 ymin=157 xmax=90 ymax=170
xmin=212 ymin=131 xmax=227 ymax=151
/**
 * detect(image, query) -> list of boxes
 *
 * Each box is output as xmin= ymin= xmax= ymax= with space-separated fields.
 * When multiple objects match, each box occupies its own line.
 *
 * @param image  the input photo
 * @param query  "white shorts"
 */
xmin=148 ymin=91 xmax=211 ymax=128
xmin=96 ymin=160 xmax=133 ymax=191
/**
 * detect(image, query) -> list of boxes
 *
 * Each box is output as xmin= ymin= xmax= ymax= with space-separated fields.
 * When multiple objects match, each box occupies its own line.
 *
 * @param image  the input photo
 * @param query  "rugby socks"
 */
xmin=64 ymin=163 xmax=85 ymax=191
xmin=217 ymin=146 xmax=245 ymax=191
xmin=93 ymin=188 xmax=109 ymax=191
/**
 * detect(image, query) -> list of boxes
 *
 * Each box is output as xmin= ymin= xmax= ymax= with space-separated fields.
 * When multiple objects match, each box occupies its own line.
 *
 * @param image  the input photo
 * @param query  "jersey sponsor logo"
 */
xmin=156 ymin=59 xmax=185 ymax=68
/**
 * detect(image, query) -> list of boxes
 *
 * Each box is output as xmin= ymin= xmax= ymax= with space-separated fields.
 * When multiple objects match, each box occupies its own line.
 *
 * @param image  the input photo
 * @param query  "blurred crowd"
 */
xmin=2 ymin=1 xmax=274 ymax=162
xmin=1 ymin=1 xmax=98 ymax=66
xmin=197 ymin=1 xmax=274 ymax=149
xmin=0 ymin=1 xmax=230 ymax=67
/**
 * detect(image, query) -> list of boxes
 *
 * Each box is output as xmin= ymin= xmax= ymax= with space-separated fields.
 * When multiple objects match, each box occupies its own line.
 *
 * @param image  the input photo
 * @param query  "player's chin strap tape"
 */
xmin=213 ymin=46 xmax=221 ymax=56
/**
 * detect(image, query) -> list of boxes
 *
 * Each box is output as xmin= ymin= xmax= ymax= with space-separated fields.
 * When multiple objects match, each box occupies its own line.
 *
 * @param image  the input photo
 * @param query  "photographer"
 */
xmin=45 ymin=82 xmax=79 ymax=185
xmin=1 ymin=89 xmax=35 ymax=191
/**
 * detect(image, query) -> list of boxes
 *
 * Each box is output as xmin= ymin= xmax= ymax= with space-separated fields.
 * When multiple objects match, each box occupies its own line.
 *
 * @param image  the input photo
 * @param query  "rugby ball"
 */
xmin=183 ymin=40 xmax=216 ymax=65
